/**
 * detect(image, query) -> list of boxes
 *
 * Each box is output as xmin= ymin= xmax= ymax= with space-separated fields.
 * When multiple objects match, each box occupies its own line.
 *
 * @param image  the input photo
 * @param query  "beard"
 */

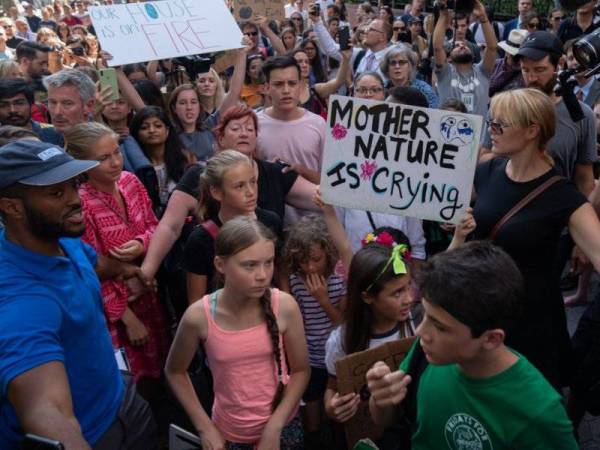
xmin=527 ymin=77 xmax=557 ymax=96
xmin=1 ymin=113 xmax=29 ymax=127
xmin=23 ymin=200 xmax=85 ymax=240
xmin=452 ymin=52 xmax=474 ymax=64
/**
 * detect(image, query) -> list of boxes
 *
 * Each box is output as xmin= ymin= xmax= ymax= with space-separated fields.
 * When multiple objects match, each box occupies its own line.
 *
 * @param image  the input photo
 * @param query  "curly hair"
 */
xmin=283 ymin=215 xmax=339 ymax=277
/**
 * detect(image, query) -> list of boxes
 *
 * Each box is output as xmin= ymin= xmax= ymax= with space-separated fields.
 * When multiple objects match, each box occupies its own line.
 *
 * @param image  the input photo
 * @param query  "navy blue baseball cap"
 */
xmin=0 ymin=140 xmax=98 ymax=190
xmin=515 ymin=31 xmax=563 ymax=61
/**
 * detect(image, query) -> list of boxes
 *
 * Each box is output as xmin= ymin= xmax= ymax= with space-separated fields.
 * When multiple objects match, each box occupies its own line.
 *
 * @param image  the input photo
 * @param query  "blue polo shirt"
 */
xmin=0 ymin=231 xmax=124 ymax=448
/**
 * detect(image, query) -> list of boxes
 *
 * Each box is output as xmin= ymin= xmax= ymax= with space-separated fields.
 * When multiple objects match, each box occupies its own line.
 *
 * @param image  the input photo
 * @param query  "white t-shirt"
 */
xmin=325 ymin=322 xmax=415 ymax=376
xmin=336 ymin=208 xmax=427 ymax=260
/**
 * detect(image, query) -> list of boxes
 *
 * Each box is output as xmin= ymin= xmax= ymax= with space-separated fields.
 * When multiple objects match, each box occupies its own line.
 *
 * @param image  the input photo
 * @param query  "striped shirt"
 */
xmin=290 ymin=273 xmax=346 ymax=368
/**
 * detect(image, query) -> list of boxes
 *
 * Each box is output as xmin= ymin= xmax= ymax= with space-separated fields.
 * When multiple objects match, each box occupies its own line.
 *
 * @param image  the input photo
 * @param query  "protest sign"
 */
xmin=321 ymin=95 xmax=482 ymax=224
xmin=90 ymin=0 xmax=243 ymax=66
xmin=335 ymin=337 xmax=416 ymax=448
xmin=234 ymin=0 xmax=284 ymax=23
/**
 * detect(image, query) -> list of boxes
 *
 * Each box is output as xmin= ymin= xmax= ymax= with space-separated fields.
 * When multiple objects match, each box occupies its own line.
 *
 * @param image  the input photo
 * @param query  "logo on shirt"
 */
xmin=444 ymin=413 xmax=493 ymax=450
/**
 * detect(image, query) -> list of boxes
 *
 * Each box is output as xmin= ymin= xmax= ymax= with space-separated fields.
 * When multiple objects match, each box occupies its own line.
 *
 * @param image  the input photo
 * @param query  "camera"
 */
xmin=171 ymin=55 xmax=214 ymax=81
xmin=71 ymin=46 xmax=85 ymax=57
xmin=573 ymin=28 xmax=600 ymax=69
xmin=436 ymin=0 xmax=475 ymax=14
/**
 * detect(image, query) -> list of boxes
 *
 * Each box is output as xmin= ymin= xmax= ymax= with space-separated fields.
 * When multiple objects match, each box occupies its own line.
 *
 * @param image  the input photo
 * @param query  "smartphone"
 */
xmin=22 ymin=434 xmax=65 ymax=450
xmin=99 ymin=67 xmax=120 ymax=101
xmin=339 ymin=25 xmax=350 ymax=50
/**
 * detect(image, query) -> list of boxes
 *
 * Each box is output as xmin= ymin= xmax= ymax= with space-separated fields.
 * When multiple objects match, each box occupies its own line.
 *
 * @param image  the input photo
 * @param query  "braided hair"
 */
xmin=215 ymin=216 xmax=283 ymax=409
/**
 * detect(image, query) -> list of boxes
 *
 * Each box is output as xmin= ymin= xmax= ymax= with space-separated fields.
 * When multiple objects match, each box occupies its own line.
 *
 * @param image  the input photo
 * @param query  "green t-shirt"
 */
xmin=399 ymin=340 xmax=578 ymax=450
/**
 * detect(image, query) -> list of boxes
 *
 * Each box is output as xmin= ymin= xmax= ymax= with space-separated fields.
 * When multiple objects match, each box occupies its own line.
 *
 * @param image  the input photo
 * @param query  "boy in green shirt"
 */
xmin=367 ymin=241 xmax=578 ymax=450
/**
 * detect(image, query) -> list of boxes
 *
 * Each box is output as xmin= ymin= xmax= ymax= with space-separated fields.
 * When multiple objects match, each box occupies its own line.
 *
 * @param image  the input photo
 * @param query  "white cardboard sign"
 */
xmin=90 ymin=0 xmax=243 ymax=66
xmin=321 ymin=95 xmax=482 ymax=224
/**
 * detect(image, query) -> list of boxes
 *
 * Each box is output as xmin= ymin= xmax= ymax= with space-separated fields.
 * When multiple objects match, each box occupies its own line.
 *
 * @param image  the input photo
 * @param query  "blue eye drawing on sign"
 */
xmin=440 ymin=115 xmax=475 ymax=146
xmin=144 ymin=4 xmax=159 ymax=19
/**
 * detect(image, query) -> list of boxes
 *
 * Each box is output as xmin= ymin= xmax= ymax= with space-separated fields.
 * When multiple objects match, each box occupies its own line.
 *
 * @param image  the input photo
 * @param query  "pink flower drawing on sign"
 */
xmin=331 ymin=123 xmax=348 ymax=140
xmin=360 ymin=160 xmax=377 ymax=180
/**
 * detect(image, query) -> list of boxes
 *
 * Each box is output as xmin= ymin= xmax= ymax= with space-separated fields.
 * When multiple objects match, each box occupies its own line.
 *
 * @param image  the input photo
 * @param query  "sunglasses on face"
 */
xmin=244 ymin=31 xmax=258 ymax=36
xmin=552 ymin=15 xmax=565 ymax=21
xmin=390 ymin=59 xmax=410 ymax=67
xmin=486 ymin=119 xmax=510 ymax=134
xmin=527 ymin=22 xmax=540 ymax=29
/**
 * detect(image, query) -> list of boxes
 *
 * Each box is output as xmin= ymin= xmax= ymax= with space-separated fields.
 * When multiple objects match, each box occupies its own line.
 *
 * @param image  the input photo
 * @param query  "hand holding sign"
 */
xmin=90 ymin=0 xmax=243 ymax=66
xmin=327 ymin=392 xmax=361 ymax=423
xmin=366 ymin=361 xmax=412 ymax=408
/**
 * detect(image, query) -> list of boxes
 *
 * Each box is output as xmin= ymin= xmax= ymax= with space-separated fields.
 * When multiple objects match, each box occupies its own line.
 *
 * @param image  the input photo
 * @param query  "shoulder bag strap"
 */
xmin=488 ymin=175 xmax=563 ymax=241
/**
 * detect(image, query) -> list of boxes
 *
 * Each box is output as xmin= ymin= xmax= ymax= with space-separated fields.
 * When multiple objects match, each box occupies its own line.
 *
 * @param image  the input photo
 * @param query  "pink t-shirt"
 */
xmin=256 ymin=108 xmax=326 ymax=172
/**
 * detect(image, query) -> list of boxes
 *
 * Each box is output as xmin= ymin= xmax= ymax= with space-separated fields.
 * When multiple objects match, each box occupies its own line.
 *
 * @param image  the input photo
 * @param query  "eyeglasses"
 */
xmin=244 ymin=31 xmax=258 ymax=37
xmin=389 ymin=59 xmax=410 ymax=67
xmin=486 ymin=119 xmax=510 ymax=134
xmin=527 ymin=22 xmax=540 ymax=30
xmin=552 ymin=15 xmax=565 ymax=21
xmin=355 ymin=86 xmax=384 ymax=95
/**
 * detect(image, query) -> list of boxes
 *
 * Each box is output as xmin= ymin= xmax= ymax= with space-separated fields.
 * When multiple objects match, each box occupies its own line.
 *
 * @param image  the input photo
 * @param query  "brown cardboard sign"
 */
xmin=335 ymin=337 xmax=416 ymax=448
xmin=233 ymin=0 xmax=284 ymax=23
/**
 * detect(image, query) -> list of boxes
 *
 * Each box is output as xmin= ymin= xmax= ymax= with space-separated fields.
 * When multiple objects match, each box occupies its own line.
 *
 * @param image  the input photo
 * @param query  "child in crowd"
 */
xmin=367 ymin=242 xmax=579 ymax=449
xmin=165 ymin=216 xmax=310 ymax=449
xmin=313 ymin=194 xmax=416 ymax=438
xmin=183 ymin=149 xmax=281 ymax=303
xmin=282 ymin=215 xmax=346 ymax=444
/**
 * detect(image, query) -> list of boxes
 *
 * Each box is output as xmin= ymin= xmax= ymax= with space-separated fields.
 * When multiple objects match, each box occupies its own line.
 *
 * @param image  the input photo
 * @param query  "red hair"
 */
xmin=213 ymin=105 xmax=259 ymax=145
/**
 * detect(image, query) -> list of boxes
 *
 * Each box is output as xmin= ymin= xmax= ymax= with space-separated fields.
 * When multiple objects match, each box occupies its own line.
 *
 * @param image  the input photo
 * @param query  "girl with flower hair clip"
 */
xmin=313 ymin=192 xmax=416 ymax=442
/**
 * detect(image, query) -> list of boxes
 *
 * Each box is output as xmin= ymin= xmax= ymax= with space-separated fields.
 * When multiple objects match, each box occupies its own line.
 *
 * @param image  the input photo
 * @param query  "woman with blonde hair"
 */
xmin=64 ymin=121 xmax=169 ymax=389
xmin=453 ymin=88 xmax=600 ymax=388
xmin=196 ymin=68 xmax=225 ymax=117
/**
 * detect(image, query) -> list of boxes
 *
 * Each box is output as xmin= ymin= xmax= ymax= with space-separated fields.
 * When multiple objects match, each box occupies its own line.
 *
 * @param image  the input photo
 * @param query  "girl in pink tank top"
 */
xmin=166 ymin=216 xmax=310 ymax=449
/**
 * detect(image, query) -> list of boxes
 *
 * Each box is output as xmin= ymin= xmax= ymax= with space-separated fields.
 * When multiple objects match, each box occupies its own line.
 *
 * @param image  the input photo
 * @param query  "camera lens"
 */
xmin=71 ymin=47 xmax=85 ymax=56
xmin=573 ymin=28 xmax=600 ymax=68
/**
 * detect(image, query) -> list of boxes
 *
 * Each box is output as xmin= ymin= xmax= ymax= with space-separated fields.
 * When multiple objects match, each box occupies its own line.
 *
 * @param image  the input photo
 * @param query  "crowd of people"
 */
xmin=2 ymin=0 xmax=600 ymax=449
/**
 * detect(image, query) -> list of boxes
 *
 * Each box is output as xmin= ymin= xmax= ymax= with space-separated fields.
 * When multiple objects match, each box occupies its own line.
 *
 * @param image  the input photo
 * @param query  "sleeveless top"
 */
xmin=301 ymin=86 xmax=327 ymax=120
xmin=202 ymin=288 xmax=292 ymax=443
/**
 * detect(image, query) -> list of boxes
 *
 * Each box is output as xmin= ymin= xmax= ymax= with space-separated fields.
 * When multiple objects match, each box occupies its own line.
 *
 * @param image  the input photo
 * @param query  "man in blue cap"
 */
xmin=0 ymin=140 xmax=156 ymax=449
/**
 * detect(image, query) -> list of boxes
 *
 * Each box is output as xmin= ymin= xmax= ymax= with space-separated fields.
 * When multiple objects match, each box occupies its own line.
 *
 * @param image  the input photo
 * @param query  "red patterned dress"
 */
xmin=80 ymin=171 xmax=168 ymax=380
